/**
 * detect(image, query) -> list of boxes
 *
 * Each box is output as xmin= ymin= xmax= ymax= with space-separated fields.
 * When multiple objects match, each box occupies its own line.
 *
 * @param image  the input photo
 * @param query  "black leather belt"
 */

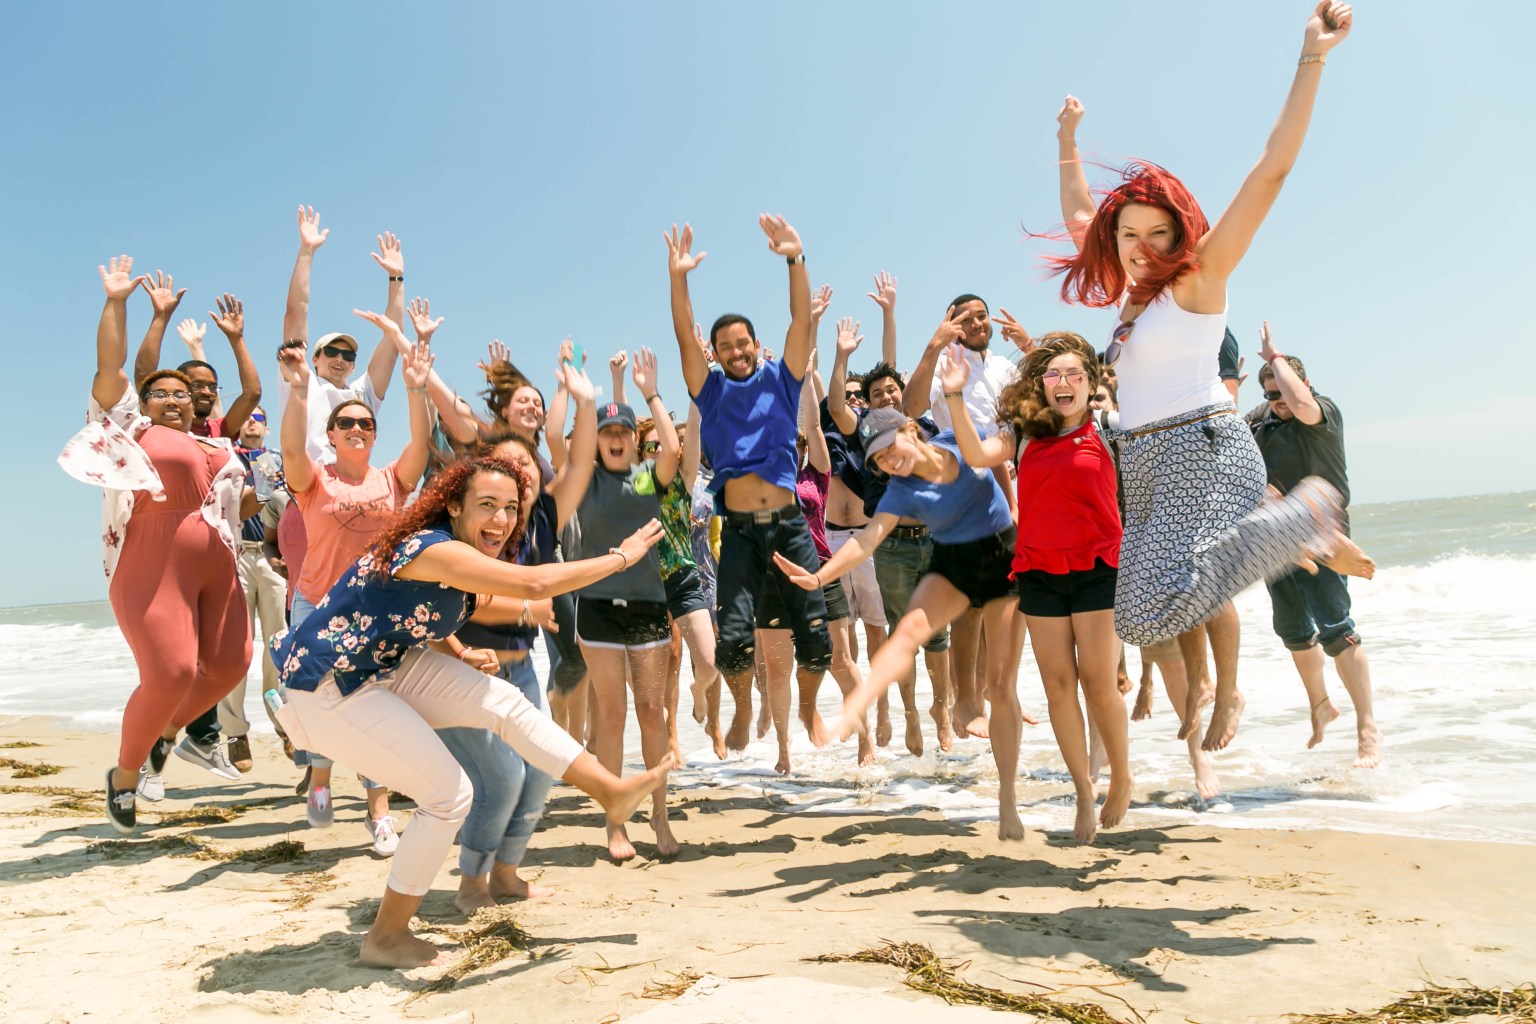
xmin=892 ymin=524 xmax=929 ymax=540
xmin=723 ymin=503 xmax=803 ymax=526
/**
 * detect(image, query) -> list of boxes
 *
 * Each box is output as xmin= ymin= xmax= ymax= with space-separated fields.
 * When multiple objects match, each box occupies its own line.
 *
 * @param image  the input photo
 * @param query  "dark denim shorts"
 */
xmin=1265 ymin=565 xmax=1360 ymax=655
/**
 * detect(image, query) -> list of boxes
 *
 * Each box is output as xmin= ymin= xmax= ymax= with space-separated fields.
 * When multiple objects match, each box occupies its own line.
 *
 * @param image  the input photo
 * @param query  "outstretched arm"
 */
xmin=545 ymin=344 xmax=574 ymax=473
xmin=800 ymin=359 xmax=830 ymax=475
xmin=940 ymin=344 xmax=1011 ymax=468
xmin=867 ymin=271 xmax=898 ymax=366
xmin=1056 ymin=95 xmax=1094 ymax=253
xmin=1196 ymin=2 xmax=1353 ymax=282
xmin=904 ymin=306 xmax=964 ymax=418
xmin=665 ymin=224 xmax=711 ymax=396
xmin=679 ymin=400 xmax=702 ymax=491
xmin=212 ymin=293 xmax=262 ymax=436
xmin=774 ymin=513 xmax=896 ymax=588
xmin=608 ymin=350 xmax=629 ymax=406
xmin=92 ymin=256 xmax=147 ymax=411
xmin=283 ymin=205 xmax=327 ymax=348
xmin=399 ymin=519 xmax=665 ymax=599
xmin=760 ymin=214 xmax=811 ymax=377
xmin=826 ymin=316 xmax=863 ymax=436
xmin=548 ymin=359 xmax=599 ymax=530
xmin=131 ymin=269 xmax=188 ymax=383
xmin=364 ymin=232 xmax=406 ymax=399
xmin=1258 ymin=321 xmax=1323 ymax=425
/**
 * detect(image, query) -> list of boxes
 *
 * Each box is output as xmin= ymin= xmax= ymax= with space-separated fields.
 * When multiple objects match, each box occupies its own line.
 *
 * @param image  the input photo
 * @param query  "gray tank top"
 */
xmin=577 ymin=461 xmax=667 ymax=603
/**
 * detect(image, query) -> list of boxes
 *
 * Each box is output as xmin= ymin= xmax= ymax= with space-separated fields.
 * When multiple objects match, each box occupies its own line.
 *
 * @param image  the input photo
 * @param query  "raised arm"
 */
xmin=679 ymin=399 xmax=702 ymax=491
xmin=904 ymin=306 xmax=965 ymax=418
xmin=631 ymin=346 xmax=679 ymax=487
xmin=760 ymin=214 xmax=811 ymax=377
xmin=545 ymin=344 xmax=573 ymax=473
xmin=1195 ymin=2 xmax=1352 ymax=283
xmin=866 ymin=271 xmax=899 ymax=366
xmin=92 ymin=256 xmax=147 ymax=410
xmin=665 ymin=224 xmax=711 ymax=396
xmin=1258 ymin=321 xmax=1322 ymax=425
xmin=548 ymin=359 xmax=599 ymax=530
xmin=408 ymin=297 xmax=480 ymax=446
xmin=991 ymin=308 xmax=1035 ymax=357
xmin=364 ymin=232 xmax=406 ymax=399
xmin=211 ymin=293 xmax=261 ymax=435
xmin=1056 ymin=95 xmax=1094 ymax=253
xmin=283 ymin=205 xmax=327 ymax=348
xmin=940 ymin=344 xmax=1011 ymax=468
xmin=608 ymin=350 xmax=629 ymax=406
xmin=826 ymin=316 xmax=864 ymax=436
xmin=277 ymin=346 xmax=318 ymax=494
xmin=353 ymin=309 xmax=431 ymax=490
xmin=800 ymin=356 xmax=830 ymax=475
xmin=131 ymin=269 xmax=188 ymax=383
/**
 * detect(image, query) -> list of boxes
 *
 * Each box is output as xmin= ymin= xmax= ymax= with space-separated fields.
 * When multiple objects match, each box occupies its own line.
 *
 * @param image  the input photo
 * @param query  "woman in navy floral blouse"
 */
xmin=272 ymin=454 xmax=670 ymax=969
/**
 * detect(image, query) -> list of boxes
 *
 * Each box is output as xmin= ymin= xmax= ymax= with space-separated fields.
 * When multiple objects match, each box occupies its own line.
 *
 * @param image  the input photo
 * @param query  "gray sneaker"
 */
xmin=174 ymin=736 xmax=241 ymax=781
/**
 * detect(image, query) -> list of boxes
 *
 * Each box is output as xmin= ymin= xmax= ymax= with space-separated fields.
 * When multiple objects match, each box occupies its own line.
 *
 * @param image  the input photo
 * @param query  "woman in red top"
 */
xmin=943 ymin=333 xmax=1130 ymax=845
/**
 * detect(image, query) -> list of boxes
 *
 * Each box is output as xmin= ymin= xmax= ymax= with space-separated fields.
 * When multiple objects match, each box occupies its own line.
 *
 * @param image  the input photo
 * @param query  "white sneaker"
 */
xmin=137 ymin=764 xmax=165 ymax=803
xmin=174 ymin=736 xmax=241 ymax=781
xmin=366 ymin=814 xmax=400 ymax=857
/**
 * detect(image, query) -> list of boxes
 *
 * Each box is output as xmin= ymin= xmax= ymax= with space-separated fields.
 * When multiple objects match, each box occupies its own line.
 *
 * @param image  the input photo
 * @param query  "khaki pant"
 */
xmin=218 ymin=541 xmax=288 ymax=738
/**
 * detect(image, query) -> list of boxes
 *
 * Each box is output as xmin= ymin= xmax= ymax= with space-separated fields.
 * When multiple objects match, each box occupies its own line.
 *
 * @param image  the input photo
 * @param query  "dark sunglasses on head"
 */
xmin=319 ymin=344 xmax=358 ymax=363
xmin=1263 ymin=390 xmax=1285 ymax=402
xmin=640 ymin=440 xmax=661 ymax=454
xmin=1103 ymin=320 xmax=1134 ymax=367
xmin=333 ymin=415 xmax=376 ymax=431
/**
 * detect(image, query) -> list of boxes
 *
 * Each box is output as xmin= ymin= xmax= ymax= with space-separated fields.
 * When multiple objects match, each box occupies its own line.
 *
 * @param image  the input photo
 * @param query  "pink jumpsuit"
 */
xmin=110 ymin=426 xmax=252 ymax=773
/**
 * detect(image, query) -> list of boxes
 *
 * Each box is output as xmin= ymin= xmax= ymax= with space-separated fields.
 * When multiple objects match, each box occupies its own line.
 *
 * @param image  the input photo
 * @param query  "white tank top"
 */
xmin=1113 ymin=290 xmax=1231 ymax=430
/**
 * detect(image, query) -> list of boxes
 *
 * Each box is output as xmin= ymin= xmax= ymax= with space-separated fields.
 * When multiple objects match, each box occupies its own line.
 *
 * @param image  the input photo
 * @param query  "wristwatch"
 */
xmin=786 ymin=254 xmax=805 ymax=266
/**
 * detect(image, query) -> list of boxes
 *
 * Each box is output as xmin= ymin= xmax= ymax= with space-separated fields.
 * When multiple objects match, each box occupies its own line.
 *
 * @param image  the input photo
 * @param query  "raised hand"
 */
xmin=810 ymin=284 xmax=833 ymax=323
xmin=757 ymin=213 xmax=803 ymax=260
xmin=928 ymin=304 xmax=965 ymax=352
xmin=353 ymin=307 xmax=408 ymax=353
xmin=278 ymin=343 xmax=311 ymax=386
xmin=371 ymin=231 xmax=404 ymax=277
xmin=615 ymin=519 xmax=665 ymax=567
xmin=693 ymin=321 xmax=715 ymax=366
xmin=297 ymin=205 xmax=328 ymax=251
xmin=992 ymin=308 xmax=1033 ymax=353
xmin=558 ymin=355 xmax=595 ymax=404
xmin=631 ymin=346 xmax=659 ymax=399
xmin=609 ymin=349 xmax=629 ymax=377
xmin=1056 ymin=94 xmax=1084 ymax=138
xmin=665 ymin=223 xmax=707 ymax=276
xmin=142 ymin=270 xmax=188 ymax=319
xmin=408 ymin=297 xmax=444 ymax=343
xmin=835 ymin=317 xmax=864 ymax=358
xmin=1304 ymin=1 xmax=1352 ymax=52
xmin=401 ymin=336 xmax=434 ymax=390
xmin=477 ymin=339 xmax=513 ymax=377
xmin=939 ymin=343 xmax=971 ymax=394
xmin=99 ymin=255 xmax=146 ymax=301
xmin=866 ymin=271 xmax=897 ymax=312
xmin=176 ymin=317 xmax=207 ymax=350
xmin=210 ymin=293 xmax=244 ymax=338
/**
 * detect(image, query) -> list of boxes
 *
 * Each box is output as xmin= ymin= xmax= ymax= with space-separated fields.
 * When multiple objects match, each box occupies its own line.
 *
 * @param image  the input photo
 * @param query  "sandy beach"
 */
xmin=2 ymin=716 xmax=1530 ymax=1024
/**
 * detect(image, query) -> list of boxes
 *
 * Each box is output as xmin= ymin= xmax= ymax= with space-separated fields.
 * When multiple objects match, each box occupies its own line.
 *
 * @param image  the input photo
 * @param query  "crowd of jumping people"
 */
xmin=62 ymin=2 xmax=1381 ymax=969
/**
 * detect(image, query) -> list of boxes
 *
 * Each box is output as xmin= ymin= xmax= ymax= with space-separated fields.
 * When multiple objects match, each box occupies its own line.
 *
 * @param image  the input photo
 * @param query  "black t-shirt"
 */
xmin=1249 ymin=392 xmax=1350 ymax=510
xmin=1218 ymin=328 xmax=1241 ymax=381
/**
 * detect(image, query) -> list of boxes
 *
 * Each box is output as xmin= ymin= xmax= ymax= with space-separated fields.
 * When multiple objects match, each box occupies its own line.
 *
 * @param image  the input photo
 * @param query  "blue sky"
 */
xmin=3 ymin=1 xmax=1531 ymax=607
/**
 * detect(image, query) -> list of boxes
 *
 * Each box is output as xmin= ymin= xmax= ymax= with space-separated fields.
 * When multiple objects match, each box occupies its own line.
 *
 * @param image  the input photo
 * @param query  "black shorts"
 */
xmin=927 ymin=528 xmax=1017 ymax=609
xmin=821 ymin=574 xmax=849 ymax=621
xmin=663 ymin=566 xmax=711 ymax=619
xmin=1015 ymin=559 xmax=1118 ymax=617
xmin=576 ymin=597 xmax=672 ymax=650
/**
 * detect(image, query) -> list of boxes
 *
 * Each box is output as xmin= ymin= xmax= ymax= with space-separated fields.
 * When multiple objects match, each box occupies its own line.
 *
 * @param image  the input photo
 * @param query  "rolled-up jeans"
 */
xmin=436 ymin=655 xmax=553 ymax=877
xmin=282 ymin=647 xmax=581 ymax=897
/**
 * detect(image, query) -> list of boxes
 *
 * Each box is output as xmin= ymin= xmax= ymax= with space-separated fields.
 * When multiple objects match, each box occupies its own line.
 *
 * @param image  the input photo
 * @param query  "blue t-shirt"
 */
xmin=842 ymin=407 xmax=939 ymax=519
xmin=693 ymin=359 xmax=802 ymax=496
xmin=874 ymin=432 xmax=1013 ymax=545
xmin=272 ymin=528 xmax=473 ymax=696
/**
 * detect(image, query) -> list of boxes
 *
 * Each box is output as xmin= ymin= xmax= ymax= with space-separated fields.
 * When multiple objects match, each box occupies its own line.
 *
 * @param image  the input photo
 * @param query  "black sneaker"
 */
xmin=149 ymin=736 xmax=174 ymax=774
xmin=106 ymin=768 xmax=137 ymax=834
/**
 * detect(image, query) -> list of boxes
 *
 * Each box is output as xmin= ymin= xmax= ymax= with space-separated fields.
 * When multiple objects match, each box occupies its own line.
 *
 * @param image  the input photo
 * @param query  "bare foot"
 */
xmin=952 ymin=700 xmax=988 ymax=739
xmin=1132 ymin=680 xmax=1154 ymax=721
xmin=706 ymin=716 xmax=728 ymax=761
xmin=998 ymin=803 xmax=1025 ymax=842
xmin=454 ymin=879 xmax=498 ymax=916
xmin=1178 ymin=673 xmax=1214 ymax=741
xmin=755 ymin=697 xmax=772 ymax=740
xmin=1354 ymin=722 xmax=1383 ymax=769
xmin=1088 ymin=733 xmax=1108 ymax=784
xmin=1099 ymin=773 xmax=1134 ymax=830
xmin=604 ymin=753 xmax=676 ymax=836
xmin=775 ymin=746 xmax=791 ymax=776
xmin=360 ymin=931 xmax=447 ymax=969
xmin=690 ymin=678 xmax=707 ymax=725
xmin=1192 ymin=748 xmax=1222 ymax=800
xmin=903 ymin=711 xmax=924 ymax=757
xmin=1201 ymin=692 xmax=1245 ymax=752
xmin=489 ymin=867 xmax=556 ymax=900
xmin=800 ymin=705 xmax=831 ymax=748
xmin=931 ymin=702 xmax=954 ymax=752
xmin=875 ymin=713 xmax=893 ymax=748
xmin=1073 ymin=788 xmax=1098 ymax=844
xmin=725 ymin=711 xmax=751 ymax=753
xmin=606 ymin=822 xmax=637 ymax=863
xmin=652 ymin=810 xmax=680 ymax=857
xmin=1321 ymin=531 xmax=1376 ymax=580
xmin=856 ymin=730 xmax=875 ymax=768
xmin=1308 ymin=696 xmax=1340 ymax=749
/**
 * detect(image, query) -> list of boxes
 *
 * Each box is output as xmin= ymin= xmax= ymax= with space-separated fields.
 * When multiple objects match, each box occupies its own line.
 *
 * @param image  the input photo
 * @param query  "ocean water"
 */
xmin=4 ymin=490 xmax=1533 ymax=845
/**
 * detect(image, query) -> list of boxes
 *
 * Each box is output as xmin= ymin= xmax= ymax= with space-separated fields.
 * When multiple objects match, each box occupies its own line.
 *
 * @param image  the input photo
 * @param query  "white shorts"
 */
xmin=825 ymin=527 xmax=888 ymax=630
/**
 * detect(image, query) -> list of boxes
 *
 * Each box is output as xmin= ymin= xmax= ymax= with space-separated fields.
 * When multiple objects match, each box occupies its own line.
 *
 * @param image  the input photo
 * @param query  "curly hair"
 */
xmin=1044 ymin=160 xmax=1210 ymax=309
xmin=359 ymin=456 xmax=532 ymax=580
xmin=995 ymin=332 xmax=1101 ymax=440
xmin=136 ymin=368 xmax=194 ymax=404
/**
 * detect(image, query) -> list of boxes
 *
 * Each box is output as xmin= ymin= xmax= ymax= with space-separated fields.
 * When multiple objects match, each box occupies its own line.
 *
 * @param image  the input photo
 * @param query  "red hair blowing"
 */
xmin=360 ymin=456 xmax=532 ymax=580
xmin=1046 ymin=161 xmax=1210 ymax=308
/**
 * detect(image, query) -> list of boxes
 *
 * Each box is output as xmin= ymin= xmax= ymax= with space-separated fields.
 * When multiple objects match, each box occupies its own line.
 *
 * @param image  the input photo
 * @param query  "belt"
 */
xmin=892 ymin=524 xmax=929 ymax=540
xmin=1125 ymin=406 xmax=1235 ymax=440
xmin=825 ymin=520 xmax=861 ymax=532
xmin=724 ymin=503 xmax=802 ymax=526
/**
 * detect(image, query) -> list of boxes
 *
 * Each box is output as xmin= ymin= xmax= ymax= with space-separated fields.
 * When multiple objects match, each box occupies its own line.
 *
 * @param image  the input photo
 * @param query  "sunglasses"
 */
xmin=333 ymin=416 xmax=376 ymax=431
xmin=640 ymin=440 xmax=661 ymax=454
xmin=250 ymin=412 xmax=266 ymax=423
xmin=1041 ymin=368 xmax=1086 ymax=386
xmin=146 ymin=389 xmax=192 ymax=402
xmin=1103 ymin=320 xmax=1134 ymax=367
xmin=319 ymin=344 xmax=358 ymax=363
xmin=1263 ymin=390 xmax=1285 ymax=402
xmin=189 ymin=381 xmax=222 ymax=394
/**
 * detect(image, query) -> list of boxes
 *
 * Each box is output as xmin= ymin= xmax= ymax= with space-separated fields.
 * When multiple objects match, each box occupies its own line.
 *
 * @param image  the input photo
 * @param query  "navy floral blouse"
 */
xmin=272 ymin=528 xmax=473 ymax=696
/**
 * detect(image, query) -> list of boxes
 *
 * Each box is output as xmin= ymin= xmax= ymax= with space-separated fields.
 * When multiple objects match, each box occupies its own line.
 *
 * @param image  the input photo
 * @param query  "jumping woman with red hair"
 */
xmin=1050 ymin=2 xmax=1369 ymax=753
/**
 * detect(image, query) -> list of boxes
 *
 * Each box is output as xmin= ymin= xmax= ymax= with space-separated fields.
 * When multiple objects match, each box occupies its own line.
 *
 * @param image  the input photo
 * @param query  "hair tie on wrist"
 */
xmin=609 ymin=546 xmax=629 ymax=569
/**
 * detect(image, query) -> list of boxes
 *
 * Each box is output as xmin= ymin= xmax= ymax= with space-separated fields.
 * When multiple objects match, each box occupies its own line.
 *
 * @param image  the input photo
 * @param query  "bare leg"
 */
xmin=1074 ymin=610 xmax=1133 ymax=831
xmin=723 ymin=667 xmax=754 ymax=752
xmin=829 ymin=619 xmax=873 ymax=766
xmin=944 ymin=606 xmax=981 ymax=747
xmin=362 ymin=886 xmax=445 ymax=968
xmin=1290 ymin=644 xmax=1339 ymax=749
xmin=1333 ymin=644 xmax=1382 ymax=768
xmin=677 ymin=610 xmax=724 ymax=759
xmin=1202 ymin=602 xmax=1244 ymax=752
xmin=1147 ymin=642 xmax=1221 ymax=799
xmin=583 ymin=644 xmax=636 ymax=862
xmin=1175 ymin=624 xmax=1212 ymax=740
xmin=753 ymin=633 xmax=772 ymax=740
xmin=627 ymin=645 xmax=679 ymax=856
xmin=875 ymin=690 xmax=893 ymax=747
xmin=664 ymin=623 xmax=683 ymax=763
xmin=760 ymin=629 xmax=795 ymax=774
xmin=984 ymin=600 xmax=1025 ymax=840
xmin=1029 ymin=615 xmax=1097 ymax=844
xmin=1132 ymin=652 xmax=1156 ymax=721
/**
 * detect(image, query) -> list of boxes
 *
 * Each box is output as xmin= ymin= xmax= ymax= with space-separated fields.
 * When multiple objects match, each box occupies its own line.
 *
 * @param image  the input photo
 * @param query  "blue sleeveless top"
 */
xmin=272 ymin=527 xmax=473 ymax=696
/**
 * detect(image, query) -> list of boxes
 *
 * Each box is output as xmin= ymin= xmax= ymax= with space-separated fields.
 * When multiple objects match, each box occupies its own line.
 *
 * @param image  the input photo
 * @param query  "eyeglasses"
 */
xmin=333 ymin=416 xmax=376 ymax=431
xmin=146 ymin=389 xmax=192 ymax=402
xmin=319 ymin=345 xmax=358 ymax=363
xmin=1103 ymin=320 xmax=1134 ymax=367
xmin=250 ymin=412 xmax=266 ymax=423
xmin=1041 ymin=369 xmax=1087 ymax=386
xmin=188 ymin=381 xmax=222 ymax=394
xmin=1263 ymin=390 xmax=1285 ymax=402
xmin=640 ymin=440 xmax=660 ymax=454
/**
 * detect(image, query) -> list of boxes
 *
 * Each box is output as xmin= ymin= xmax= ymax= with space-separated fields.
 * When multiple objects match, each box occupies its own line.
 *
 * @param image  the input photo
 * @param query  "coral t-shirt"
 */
xmin=293 ymin=460 xmax=408 ymax=605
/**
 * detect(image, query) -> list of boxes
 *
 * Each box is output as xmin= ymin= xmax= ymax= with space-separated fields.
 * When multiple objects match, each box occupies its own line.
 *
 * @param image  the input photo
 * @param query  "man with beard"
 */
xmin=665 ymin=217 xmax=831 ymax=776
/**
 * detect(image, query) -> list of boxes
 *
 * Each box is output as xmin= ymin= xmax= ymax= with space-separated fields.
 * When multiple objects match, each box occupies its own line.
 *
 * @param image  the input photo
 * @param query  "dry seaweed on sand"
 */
xmin=405 ymin=907 xmax=532 ymax=1004
xmin=809 ymin=942 xmax=1132 ymax=1024
xmin=87 ymin=835 xmax=217 ymax=860
xmin=1289 ymin=981 xmax=1536 ymax=1023
xmin=0 ymin=740 xmax=44 ymax=749
xmin=642 ymin=969 xmax=704 ymax=1000
xmin=283 ymin=870 xmax=338 ymax=910
xmin=229 ymin=840 xmax=305 ymax=866
xmin=0 ymin=756 xmax=64 ymax=778
xmin=0 ymin=783 xmax=98 ymax=816
xmin=148 ymin=797 xmax=286 ymax=827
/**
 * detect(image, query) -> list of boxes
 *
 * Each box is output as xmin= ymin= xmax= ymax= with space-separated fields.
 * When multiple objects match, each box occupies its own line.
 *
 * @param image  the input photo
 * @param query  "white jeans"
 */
xmin=282 ymin=647 xmax=582 ymax=897
xmin=219 ymin=541 xmax=288 ymax=738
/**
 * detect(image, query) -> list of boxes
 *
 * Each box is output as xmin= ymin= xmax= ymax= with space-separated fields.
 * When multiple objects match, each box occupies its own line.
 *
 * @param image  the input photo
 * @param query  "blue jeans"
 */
xmin=436 ymin=656 xmax=554 ymax=877
xmin=1266 ymin=565 xmax=1360 ymax=656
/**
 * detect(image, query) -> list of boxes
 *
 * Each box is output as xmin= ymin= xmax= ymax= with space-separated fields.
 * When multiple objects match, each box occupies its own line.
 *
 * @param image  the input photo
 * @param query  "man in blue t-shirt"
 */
xmin=666 ymin=217 xmax=831 ymax=776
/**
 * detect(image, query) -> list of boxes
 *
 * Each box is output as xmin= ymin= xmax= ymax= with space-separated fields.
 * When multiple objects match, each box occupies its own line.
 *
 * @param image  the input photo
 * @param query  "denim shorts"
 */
xmin=872 ymin=532 xmax=950 ymax=652
xmin=664 ymin=565 xmax=712 ymax=619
